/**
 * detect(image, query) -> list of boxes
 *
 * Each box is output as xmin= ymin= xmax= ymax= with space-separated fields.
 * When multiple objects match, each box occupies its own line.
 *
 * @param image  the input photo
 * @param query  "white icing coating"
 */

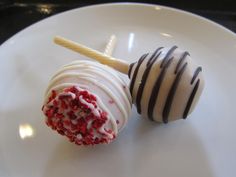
xmin=44 ymin=60 xmax=132 ymax=134
xmin=47 ymin=72 xmax=129 ymax=122
xmin=62 ymin=60 xmax=132 ymax=102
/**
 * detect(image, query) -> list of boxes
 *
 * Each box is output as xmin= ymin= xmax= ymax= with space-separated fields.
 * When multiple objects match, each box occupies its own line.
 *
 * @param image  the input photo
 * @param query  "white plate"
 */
xmin=0 ymin=3 xmax=236 ymax=177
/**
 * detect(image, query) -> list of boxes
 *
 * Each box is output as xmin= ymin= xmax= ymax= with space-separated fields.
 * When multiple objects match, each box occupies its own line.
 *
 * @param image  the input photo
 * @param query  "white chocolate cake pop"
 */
xmin=42 ymin=36 xmax=132 ymax=145
xmin=127 ymin=46 xmax=204 ymax=123
xmin=54 ymin=36 xmax=204 ymax=123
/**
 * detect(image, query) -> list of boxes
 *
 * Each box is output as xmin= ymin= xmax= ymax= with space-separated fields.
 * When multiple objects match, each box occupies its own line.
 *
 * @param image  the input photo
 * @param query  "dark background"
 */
xmin=0 ymin=0 xmax=236 ymax=44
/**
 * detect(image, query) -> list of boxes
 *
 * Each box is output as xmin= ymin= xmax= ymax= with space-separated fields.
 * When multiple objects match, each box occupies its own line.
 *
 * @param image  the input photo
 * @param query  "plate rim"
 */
xmin=0 ymin=2 xmax=236 ymax=49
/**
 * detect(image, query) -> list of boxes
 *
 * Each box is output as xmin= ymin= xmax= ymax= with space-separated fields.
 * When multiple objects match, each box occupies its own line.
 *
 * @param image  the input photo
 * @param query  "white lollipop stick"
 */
xmin=54 ymin=36 xmax=129 ymax=74
xmin=104 ymin=35 xmax=117 ymax=56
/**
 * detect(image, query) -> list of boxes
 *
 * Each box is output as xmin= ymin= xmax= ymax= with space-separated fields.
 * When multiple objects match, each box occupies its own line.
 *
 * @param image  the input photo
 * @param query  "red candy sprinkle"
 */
xmin=47 ymin=90 xmax=57 ymax=103
xmin=109 ymin=100 xmax=115 ymax=104
xmin=61 ymin=100 xmax=68 ymax=109
xmin=67 ymin=111 xmax=77 ymax=120
xmin=55 ymin=113 xmax=64 ymax=119
xmin=42 ymin=86 xmax=115 ymax=145
xmin=63 ymin=119 xmax=71 ymax=126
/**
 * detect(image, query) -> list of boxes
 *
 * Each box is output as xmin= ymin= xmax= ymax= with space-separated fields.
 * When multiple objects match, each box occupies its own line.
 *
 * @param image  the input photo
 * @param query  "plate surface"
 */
xmin=0 ymin=3 xmax=236 ymax=177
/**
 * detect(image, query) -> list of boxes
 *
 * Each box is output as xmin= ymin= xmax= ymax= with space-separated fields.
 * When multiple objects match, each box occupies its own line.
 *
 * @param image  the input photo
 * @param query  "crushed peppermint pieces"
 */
xmin=42 ymin=86 xmax=115 ymax=145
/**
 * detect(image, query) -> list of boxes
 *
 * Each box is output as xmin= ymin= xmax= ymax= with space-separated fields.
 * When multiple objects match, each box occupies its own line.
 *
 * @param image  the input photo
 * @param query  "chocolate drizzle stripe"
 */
xmin=129 ymin=53 xmax=148 ymax=96
xmin=128 ymin=63 xmax=135 ymax=78
xmin=147 ymin=47 xmax=163 ymax=66
xmin=162 ymin=62 xmax=188 ymax=123
xmin=183 ymin=79 xmax=200 ymax=119
xmin=160 ymin=46 xmax=178 ymax=68
xmin=191 ymin=67 xmax=202 ymax=84
xmin=174 ymin=51 xmax=189 ymax=74
xmin=148 ymin=57 xmax=174 ymax=121
xmin=136 ymin=51 xmax=162 ymax=114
